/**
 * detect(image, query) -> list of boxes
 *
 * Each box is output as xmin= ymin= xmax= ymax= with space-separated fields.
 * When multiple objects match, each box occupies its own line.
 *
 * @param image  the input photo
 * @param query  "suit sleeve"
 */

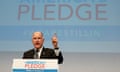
xmin=54 ymin=48 xmax=64 ymax=64
xmin=58 ymin=51 xmax=64 ymax=64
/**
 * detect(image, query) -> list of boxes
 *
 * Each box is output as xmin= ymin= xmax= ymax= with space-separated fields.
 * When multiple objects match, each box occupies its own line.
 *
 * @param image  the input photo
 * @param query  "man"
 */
xmin=22 ymin=32 xmax=63 ymax=64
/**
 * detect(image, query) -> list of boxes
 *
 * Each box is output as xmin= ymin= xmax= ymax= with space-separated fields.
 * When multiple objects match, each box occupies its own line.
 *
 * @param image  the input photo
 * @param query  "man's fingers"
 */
xmin=52 ymin=33 xmax=58 ymax=41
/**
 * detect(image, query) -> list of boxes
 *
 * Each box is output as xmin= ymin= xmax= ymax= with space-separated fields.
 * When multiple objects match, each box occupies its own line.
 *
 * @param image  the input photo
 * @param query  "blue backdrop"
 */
xmin=0 ymin=0 xmax=120 ymax=52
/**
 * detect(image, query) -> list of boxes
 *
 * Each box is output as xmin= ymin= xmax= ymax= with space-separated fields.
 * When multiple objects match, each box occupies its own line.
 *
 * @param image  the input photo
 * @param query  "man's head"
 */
xmin=32 ymin=32 xmax=44 ymax=49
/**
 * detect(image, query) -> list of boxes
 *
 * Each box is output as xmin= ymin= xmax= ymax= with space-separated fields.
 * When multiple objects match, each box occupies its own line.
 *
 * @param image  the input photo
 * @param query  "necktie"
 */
xmin=35 ymin=49 xmax=39 ymax=59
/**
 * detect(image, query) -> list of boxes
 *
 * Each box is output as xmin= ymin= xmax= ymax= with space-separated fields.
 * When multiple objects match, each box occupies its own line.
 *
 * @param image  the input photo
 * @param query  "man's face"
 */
xmin=32 ymin=32 xmax=44 ymax=49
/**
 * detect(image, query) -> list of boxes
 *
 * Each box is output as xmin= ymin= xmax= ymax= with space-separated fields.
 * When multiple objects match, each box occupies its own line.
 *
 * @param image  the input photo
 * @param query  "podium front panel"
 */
xmin=12 ymin=59 xmax=58 ymax=72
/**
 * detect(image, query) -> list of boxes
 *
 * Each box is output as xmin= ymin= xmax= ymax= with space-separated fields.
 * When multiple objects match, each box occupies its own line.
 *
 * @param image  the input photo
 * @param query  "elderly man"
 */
xmin=22 ymin=32 xmax=63 ymax=64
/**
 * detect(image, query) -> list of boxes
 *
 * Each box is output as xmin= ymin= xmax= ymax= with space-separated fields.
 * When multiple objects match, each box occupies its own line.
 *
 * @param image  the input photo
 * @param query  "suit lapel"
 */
xmin=40 ymin=47 xmax=46 ymax=58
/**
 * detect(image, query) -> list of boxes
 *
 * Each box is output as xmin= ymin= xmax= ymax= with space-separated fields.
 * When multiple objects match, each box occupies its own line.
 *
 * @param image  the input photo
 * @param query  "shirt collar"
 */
xmin=34 ymin=46 xmax=43 ymax=52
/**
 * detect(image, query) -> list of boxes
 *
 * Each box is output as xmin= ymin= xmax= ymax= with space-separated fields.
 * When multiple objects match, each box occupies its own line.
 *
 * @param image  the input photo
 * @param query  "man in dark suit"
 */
xmin=22 ymin=32 xmax=63 ymax=64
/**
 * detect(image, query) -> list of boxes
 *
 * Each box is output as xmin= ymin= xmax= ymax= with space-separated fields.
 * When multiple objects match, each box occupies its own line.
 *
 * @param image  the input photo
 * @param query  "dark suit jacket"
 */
xmin=22 ymin=47 xmax=63 ymax=64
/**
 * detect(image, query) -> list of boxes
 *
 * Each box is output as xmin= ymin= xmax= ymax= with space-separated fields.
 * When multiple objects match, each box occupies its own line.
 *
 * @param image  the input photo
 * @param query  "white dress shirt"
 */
xmin=54 ymin=48 xmax=60 ymax=56
xmin=35 ymin=46 xmax=43 ymax=59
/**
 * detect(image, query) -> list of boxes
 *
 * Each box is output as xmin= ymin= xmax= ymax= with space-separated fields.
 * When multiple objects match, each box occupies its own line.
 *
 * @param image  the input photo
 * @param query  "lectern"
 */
xmin=12 ymin=59 xmax=58 ymax=72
